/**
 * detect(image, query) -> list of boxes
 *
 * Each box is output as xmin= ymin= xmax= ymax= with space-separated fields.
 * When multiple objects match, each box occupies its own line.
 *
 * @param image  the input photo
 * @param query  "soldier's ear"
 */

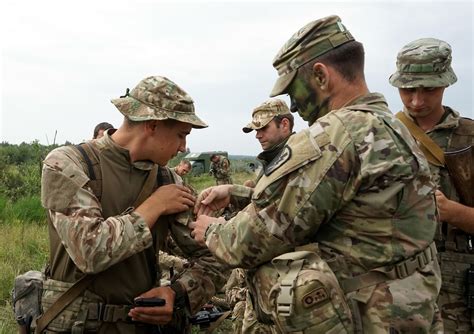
xmin=312 ymin=63 xmax=329 ymax=88
xmin=144 ymin=120 xmax=159 ymax=134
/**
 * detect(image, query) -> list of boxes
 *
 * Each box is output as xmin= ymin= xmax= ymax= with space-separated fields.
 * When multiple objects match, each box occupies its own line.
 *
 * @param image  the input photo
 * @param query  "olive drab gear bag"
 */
xmin=12 ymin=270 xmax=44 ymax=333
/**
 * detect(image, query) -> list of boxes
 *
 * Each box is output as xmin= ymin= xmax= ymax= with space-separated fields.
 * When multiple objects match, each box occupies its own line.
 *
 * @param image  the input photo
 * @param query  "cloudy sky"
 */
xmin=1 ymin=0 xmax=472 ymax=156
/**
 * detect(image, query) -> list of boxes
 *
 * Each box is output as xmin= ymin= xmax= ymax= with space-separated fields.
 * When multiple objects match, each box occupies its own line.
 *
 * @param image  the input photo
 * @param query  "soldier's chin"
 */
xmin=407 ymin=108 xmax=432 ymax=118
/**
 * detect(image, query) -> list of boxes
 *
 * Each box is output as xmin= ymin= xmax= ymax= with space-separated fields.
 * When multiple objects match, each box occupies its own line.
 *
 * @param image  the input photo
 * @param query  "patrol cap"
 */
xmin=242 ymin=99 xmax=291 ymax=133
xmin=389 ymin=38 xmax=457 ymax=88
xmin=111 ymin=76 xmax=208 ymax=128
xmin=270 ymin=15 xmax=354 ymax=97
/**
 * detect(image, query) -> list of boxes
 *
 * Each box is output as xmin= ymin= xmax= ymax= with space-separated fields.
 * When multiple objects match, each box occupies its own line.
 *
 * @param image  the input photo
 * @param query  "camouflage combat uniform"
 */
xmin=204 ymin=92 xmax=442 ymax=333
xmin=390 ymin=38 xmax=474 ymax=333
xmin=40 ymin=76 xmax=228 ymax=333
xmin=210 ymin=155 xmax=232 ymax=185
xmin=223 ymin=99 xmax=295 ymax=334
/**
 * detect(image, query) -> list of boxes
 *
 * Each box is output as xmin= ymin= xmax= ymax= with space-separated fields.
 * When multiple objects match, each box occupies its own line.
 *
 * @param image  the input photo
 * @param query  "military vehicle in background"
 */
xmin=185 ymin=151 xmax=228 ymax=176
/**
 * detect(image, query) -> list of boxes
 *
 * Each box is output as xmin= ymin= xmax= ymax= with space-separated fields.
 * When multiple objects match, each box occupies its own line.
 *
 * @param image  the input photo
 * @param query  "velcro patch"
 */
xmin=302 ymin=287 xmax=329 ymax=308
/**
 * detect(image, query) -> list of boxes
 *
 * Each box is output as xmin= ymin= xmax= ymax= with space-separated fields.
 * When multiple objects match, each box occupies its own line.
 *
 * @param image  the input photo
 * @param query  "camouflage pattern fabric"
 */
xmin=210 ymin=155 xmax=232 ymax=185
xmin=242 ymin=99 xmax=291 ymax=133
xmin=225 ymin=269 xmax=247 ymax=332
xmin=204 ymin=93 xmax=442 ymax=333
xmin=111 ymin=76 xmax=208 ymax=128
xmin=270 ymin=15 xmax=354 ymax=97
xmin=389 ymin=38 xmax=457 ymax=89
xmin=41 ymin=131 xmax=229 ymax=332
xmin=401 ymin=107 xmax=474 ymax=333
xmin=159 ymin=250 xmax=188 ymax=282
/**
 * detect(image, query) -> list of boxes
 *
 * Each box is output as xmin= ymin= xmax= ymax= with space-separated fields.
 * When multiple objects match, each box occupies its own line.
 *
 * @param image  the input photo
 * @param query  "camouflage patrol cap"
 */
xmin=111 ymin=76 xmax=208 ymax=128
xmin=270 ymin=15 xmax=354 ymax=97
xmin=389 ymin=38 xmax=457 ymax=88
xmin=242 ymin=99 xmax=291 ymax=133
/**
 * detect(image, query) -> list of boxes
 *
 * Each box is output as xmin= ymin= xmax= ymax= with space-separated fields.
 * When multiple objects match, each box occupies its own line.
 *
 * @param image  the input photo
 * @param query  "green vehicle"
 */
xmin=185 ymin=151 xmax=229 ymax=176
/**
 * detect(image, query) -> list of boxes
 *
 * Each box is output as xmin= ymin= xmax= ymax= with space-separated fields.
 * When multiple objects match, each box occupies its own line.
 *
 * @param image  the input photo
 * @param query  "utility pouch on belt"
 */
xmin=12 ymin=271 xmax=44 ymax=333
xmin=253 ymin=250 xmax=354 ymax=333
xmin=40 ymin=278 xmax=103 ymax=333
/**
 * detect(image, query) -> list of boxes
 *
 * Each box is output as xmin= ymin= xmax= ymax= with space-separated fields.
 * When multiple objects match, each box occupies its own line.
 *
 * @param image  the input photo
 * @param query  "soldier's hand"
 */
xmin=435 ymin=189 xmax=456 ymax=222
xmin=129 ymin=286 xmax=175 ymax=325
xmin=189 ymin=215 xmax=219 ymax=245
xmin=154 ymin=184 xmax=195 ymax=215
xmin=194 ymin=185 xmax=232 ymax=216
xmin=136 ymin=184 xmax=195 ymax=227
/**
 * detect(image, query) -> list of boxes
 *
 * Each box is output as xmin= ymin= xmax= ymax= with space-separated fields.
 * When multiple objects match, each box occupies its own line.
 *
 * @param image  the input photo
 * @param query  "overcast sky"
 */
xmin=1 ymin=0 xmax=473 ymax=156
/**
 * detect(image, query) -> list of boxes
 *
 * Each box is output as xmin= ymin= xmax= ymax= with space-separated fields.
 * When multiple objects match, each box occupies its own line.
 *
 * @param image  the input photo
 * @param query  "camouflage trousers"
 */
xmin=439 ymin=290 xmax=473 ymax=333
xmin=242 ymin=292 xmax=276 ymax=334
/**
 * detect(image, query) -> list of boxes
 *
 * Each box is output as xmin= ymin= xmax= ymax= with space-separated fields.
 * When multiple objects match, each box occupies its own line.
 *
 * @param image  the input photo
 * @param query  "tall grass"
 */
xmin=0 ymin=222 xmax=48 ymax=333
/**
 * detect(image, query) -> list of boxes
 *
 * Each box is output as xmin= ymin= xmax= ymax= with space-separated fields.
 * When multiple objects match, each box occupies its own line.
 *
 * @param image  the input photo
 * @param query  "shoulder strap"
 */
xmin=396 ymin=112 xmax=445 ymax=167
xmin=74 ymin=143 xmax=102 ymax=200
xmin=35 ymin=275 xmax=96 ymax=334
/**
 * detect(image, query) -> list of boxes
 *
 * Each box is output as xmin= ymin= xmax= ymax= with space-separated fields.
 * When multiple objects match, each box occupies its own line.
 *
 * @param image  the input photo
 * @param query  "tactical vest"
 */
xmin=438 ymin=117 xmax=474 ymax=298
xmin=43 ymin=141 xmax=175 ymax=333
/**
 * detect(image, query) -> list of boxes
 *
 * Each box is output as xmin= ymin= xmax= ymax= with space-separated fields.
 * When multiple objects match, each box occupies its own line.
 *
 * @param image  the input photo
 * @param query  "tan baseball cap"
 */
xmin=242 ymin=99 xmax=291 ymax=133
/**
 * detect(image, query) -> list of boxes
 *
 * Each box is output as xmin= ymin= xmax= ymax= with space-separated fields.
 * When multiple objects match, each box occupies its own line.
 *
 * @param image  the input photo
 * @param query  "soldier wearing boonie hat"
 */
xmin=189 ymin=15 xmax=442 ymax=334
xmin=389 ymin=38 xmax=457 ymax=89
xmin=111 ymin=75 xmax=207 ymax=128
xmin=390 ymin=38 xmax=474 ymax=333
xmin=39 ymin=75 xmax=229 ymax=334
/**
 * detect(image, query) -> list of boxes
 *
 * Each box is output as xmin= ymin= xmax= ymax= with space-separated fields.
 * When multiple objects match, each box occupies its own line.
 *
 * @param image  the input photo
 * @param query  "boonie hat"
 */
xmin=111 ymin=76 xmax=208 ymax=128
xmin=389 ymin=38 xmax=457 ymax=88
xmin=270 ymin=15 xmax=354 ymax=97
xmin=242 ymin=99 xmax=291 ymax=133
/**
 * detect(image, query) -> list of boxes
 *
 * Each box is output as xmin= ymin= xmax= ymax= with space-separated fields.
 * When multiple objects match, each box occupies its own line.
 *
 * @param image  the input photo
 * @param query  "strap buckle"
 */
xmin=97 ymin=303 xmax=132 ymax=322
xmin=276 ymin=279 xmax=295 ymax=317
xmin=395 ymin=242 xmax=436 ymax=279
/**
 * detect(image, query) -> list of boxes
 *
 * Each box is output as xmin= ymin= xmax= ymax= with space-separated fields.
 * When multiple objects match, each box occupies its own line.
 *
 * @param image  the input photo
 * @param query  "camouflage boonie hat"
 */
xmin=389 ymin=38 xmax=457 ymax=88
xmin=111 ymin=76 xmax=208 ymax=128
xmin=242 ymin=99 xmax=291 ymax=133
xmin=270 ymin=15 xmax=354 ymax=97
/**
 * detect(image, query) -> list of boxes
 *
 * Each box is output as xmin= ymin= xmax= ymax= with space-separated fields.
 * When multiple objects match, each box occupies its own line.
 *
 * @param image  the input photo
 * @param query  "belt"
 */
xmin=340 ymin=242 xmax=437 ymax=293
xmin=87 ymin=303 xmax=132 ymax=322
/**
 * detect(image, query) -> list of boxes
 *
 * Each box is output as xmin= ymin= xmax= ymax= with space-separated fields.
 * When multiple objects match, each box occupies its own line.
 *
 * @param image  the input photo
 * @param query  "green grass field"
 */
xmin=0 ymin=172 xmax=254 ymax=333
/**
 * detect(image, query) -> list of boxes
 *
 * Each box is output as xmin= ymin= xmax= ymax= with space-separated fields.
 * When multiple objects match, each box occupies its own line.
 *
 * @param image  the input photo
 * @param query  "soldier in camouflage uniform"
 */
xmin=191 ymin=16 xmax=442 ymax=333
xmin=209 ymin=154 xmax=232 ymax=185
xmin=40 ymin=76 xmax=229 ymax=333
xmin=223 ymin=99 xmax=295 ymax=333
xmin=390 ymin=38 xmax=474 ymax=333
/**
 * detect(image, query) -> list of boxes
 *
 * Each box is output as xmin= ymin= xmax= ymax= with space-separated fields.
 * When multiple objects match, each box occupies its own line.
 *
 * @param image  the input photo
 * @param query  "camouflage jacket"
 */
xmin=41 ymin=131 xmax=228 ymax=315
xmin=401 ymin=107 xmax=474 ymax=251
xmin=204 ymin=93 xmax=440 ymax=330
xmin=210 ymin=155 xmax=231 ymax=180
